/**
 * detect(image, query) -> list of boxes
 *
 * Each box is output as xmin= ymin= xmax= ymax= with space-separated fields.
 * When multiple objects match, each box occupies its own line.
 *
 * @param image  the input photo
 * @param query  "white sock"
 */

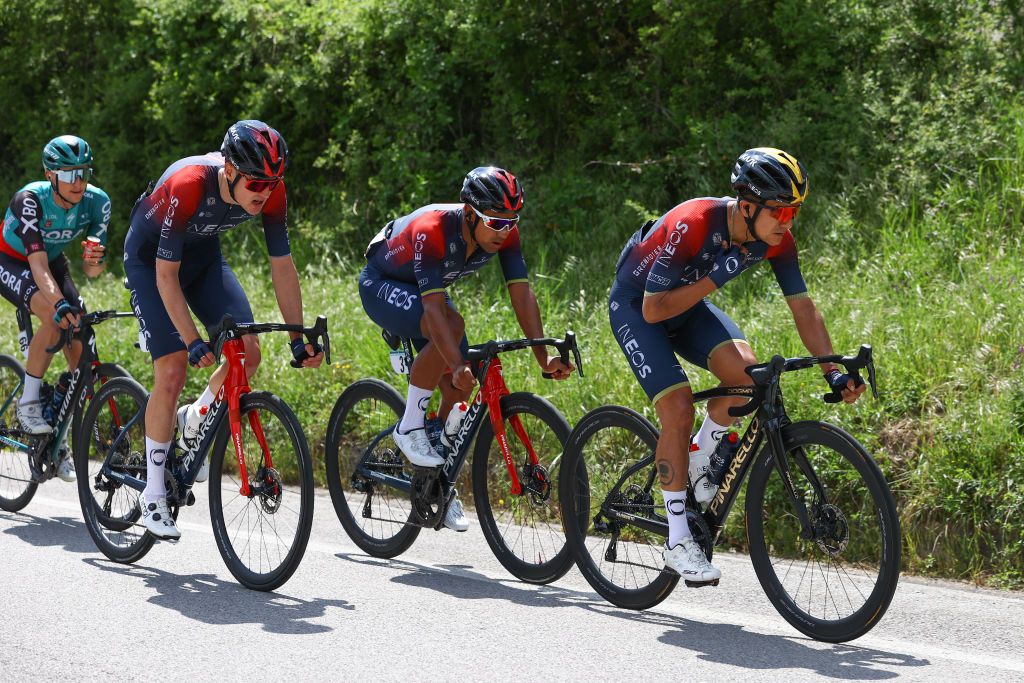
xmin=21 ymin=373 xmax=42 ymax=404
xmin=664 ymin=489 xmax=692 ymax=548
xmin=398 ymin=384 xmax=432 ymax=433
xmin=143 ymin=437 xmax=171 ymax=502
xmin=195 ymin=385 xmax=217 ymax=410
xmin=695 ymin=415 xmax=729 ymax=453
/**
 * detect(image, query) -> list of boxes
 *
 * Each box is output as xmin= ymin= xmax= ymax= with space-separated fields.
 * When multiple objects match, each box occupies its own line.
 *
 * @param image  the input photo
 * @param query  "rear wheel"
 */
xmin=559 ymin=405 xmax=682 ymax=609
xmin=745 ymin=421 xmax=901 ymax=642
xmin=0 ymin=354 xmax=36 ymax=512
xmin=72 ymin=362 xmax=131 ymax=454
xmin=75 ymin=376 xmax=156 ymax=563
xmin=471 ymin=392 xmax=574 ymax=584
xmin=325 ymin=379 xmax=420 ymax=558
xmin=208 ymin=391 xmax=314 ymax=592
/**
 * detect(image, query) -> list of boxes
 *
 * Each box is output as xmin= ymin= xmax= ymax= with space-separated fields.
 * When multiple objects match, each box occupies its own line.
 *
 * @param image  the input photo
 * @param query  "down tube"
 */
xmin=704 ymin=416 xmax=765 ymax=540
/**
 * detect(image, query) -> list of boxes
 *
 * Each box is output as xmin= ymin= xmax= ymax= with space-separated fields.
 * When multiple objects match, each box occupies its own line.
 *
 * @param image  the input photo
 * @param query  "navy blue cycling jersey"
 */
xmin=364 ymin=204 xmax=528 ymax=296
xmin=614 ymin=197 xmax=807 ymax=299
xmin=128 ymin=153 xmax=289 ymax=262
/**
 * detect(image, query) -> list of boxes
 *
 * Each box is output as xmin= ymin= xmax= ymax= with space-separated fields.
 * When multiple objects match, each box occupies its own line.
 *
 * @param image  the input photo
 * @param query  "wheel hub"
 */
xmin=813 ymin=503 xmax=850 ymax=556
xmin=522 ymin=463 xmax=552 ymax=504
xmin=254 ymin=467 xmax=283 ymax=514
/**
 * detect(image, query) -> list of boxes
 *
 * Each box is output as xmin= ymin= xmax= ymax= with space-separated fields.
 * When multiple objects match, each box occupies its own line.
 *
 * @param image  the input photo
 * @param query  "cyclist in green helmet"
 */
xmin=0 ymin=135 xmax=111 ymax=481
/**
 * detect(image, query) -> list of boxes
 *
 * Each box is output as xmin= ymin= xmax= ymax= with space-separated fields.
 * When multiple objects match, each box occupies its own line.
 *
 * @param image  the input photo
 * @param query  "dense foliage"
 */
xmin=1 ymin=0 xmax=1021 ymax=585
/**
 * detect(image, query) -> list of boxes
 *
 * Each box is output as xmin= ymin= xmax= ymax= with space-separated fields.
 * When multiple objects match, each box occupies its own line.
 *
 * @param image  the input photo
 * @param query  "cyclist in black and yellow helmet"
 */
xmin=609 ymin=147 xmax=864 ymax=583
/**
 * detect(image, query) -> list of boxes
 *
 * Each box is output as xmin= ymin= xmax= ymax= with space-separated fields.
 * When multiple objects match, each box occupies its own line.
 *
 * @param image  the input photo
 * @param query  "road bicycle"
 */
xmin=75 ymin=315 xmax=330 ymax=592
xmin=0 ymin=308 xmax=135 ymax=511
xmin=326 ymin=329 xmax=583 ymax=584
xmin=558 ymin=345 xmax=900 ymax=643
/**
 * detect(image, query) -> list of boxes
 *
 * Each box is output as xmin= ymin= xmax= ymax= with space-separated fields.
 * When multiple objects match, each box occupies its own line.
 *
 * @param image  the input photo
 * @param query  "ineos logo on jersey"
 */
xmin=162 ymin=196 xmax=179 ymax=230
xmin=376 ymin=282 xmax=418 ymax=310
xmin=668 ymin=222 xmax=688 ymax=244
xmin=615 ymin=323 xmax=652 ymax=378
xmin=414 ymin=233 xmax=426 ymax=253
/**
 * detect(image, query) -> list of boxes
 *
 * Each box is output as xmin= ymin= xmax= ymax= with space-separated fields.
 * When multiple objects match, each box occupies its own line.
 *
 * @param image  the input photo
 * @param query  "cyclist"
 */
xmin=0 ymin=135 xmax=111 ymax=481
xmin=124 ymin=120 xmax=323 ymax=539
xmin=609 ymin=147 xmax=864 ymax=582
xmin=359 ymin=166 xmax=574 ymax=531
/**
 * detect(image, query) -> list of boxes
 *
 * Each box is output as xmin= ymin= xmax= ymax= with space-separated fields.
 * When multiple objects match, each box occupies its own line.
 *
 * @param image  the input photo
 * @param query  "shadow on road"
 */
xmin=84 ymin=557 xmax=354 ymax=634
xmin=1 ymin=512 xmax=97 ymax=553
xmin=338 ymin=551 xmax=929 ymax=679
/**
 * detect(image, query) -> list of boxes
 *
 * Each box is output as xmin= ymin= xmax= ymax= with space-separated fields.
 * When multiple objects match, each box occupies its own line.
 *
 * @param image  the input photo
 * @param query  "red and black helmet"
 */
xmin=220 ymin=120 xmax=289 ymax=179
xmin=460 ymin=166 xmax=524 ymax=212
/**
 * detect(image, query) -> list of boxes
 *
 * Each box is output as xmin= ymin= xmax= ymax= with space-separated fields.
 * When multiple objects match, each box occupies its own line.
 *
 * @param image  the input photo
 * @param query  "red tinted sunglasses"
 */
xmin=240 ymin=172 xmax=281 ymax=193
xmin=764 ymin=203 xmax=801 ymax=222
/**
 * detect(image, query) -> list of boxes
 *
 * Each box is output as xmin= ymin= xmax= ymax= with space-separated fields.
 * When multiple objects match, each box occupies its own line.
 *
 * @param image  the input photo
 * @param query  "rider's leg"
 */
xmin=654 ymin=387 xmax=696 ymax=548
xmin=145 ymin=352 xmax=187 ymax=501
xmin=695 ymin=340 xmax=757 ymax=449
xmin=402 ymin=307 xmax=466 ymax=432
xmin=24 ymin=290 xmax=61 ymax=386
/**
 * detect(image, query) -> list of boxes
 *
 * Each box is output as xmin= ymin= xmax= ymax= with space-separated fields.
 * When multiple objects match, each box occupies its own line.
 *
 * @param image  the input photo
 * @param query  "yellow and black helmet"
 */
xmin=730 ymin=147 xmax=808 ymax=206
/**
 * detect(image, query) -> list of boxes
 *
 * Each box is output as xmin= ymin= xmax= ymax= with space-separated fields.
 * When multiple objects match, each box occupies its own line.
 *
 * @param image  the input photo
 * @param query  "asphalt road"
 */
xmin=1 ymin=483 xmax=1022 ymax=681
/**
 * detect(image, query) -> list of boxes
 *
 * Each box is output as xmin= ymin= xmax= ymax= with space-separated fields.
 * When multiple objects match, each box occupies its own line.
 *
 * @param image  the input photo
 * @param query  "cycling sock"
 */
xmin=664 ymin=489 xmax=692 ymax=547
xmin=195 ymin=385 xmax=216 ymax=410
xmin=21 ymin=373 xmax=42 ymax=404
xmin=695 ymin=415 xmax=728 ymax=453
xmin=143 ymin=437 xmax=171 ymax=502
xmin=398 ymin=384 xmax=432 ymax=433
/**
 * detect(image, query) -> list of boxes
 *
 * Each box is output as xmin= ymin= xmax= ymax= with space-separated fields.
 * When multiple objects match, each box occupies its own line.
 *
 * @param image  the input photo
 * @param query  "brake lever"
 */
xmin=290 ymin=315 xmax=330 ymax=368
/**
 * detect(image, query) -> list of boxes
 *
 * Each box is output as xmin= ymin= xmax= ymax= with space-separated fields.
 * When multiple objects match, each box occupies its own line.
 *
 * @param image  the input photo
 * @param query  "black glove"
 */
xmin=52 ymin=298 xmax=81 ymax=325
xmin=708 ymin=247 xmax=747 ymax=289
xmin=290 ymin=337 xmax=322 ymax=367
xmin=823 ymin=368 xmax=863 ymax=402
xmin=188 ymin=339 xmax=213 ymax=367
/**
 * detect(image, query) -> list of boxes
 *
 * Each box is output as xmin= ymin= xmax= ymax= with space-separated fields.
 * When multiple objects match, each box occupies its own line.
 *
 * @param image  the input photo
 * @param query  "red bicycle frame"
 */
xmin=219 ymin=337 xmax=272 ymax=498
xmin=473 ymin=356 xmax=541 ymax=496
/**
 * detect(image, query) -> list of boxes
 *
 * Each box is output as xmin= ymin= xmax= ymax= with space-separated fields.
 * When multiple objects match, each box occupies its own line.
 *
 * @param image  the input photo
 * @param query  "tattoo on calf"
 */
xmin=657 ymin=460 xmax=678 ymax=486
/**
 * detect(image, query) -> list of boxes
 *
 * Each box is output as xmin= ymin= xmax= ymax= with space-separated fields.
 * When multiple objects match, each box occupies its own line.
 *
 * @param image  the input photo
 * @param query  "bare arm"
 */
xmin=26 ymin=252 xmax=65 ymax=309
xmin=508 ymin=281 xmax=573 ymax=378
xmin=787 ymin=295 xmax=837 ymax=371
xmin=270 ymin=254 xmax=323 ymax=367
xmin=641 ymin=278 xmax=716 ymax=324
xmin=155 ymin=258 xmax=203 ymax=346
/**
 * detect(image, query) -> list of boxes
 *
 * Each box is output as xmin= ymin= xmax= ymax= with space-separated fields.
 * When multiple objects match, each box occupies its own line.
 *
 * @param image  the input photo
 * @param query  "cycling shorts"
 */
xmin=358 ymin=265 xmax=468 ymax=356
xmin=124 ymin=227 xmax=253 ymax=360
xmin=608 ymin=280 xmax=747 ymax=403
xmin=0 ymin=252 xmax=82 ymax=311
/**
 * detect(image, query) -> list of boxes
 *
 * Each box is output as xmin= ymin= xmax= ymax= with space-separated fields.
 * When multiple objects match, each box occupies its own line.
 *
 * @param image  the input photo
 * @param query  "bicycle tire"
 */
xmin=75 ymin=376 xmax=156 ymax=563
xmin=72 ymin=362 xmax=131 ymax=455
xmin=472 ymin=392 xmax=574 ymax=584
xmin=0 ymin=354 xmax=36 ymax=512
xmin=325 ymin=379 xmax=421 ymax=558
xmin=745 ymin=420 xmax=901 ymax=642
xmin=208 ymin=390 xmax=314 ymax=592
xmin=559 ymin=405 xmax=680 ymax=609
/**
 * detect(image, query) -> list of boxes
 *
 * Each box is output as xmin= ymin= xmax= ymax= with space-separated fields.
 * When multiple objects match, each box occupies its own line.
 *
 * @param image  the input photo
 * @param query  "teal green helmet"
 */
xmin=42 ymin=135 xmax=93 ymax=170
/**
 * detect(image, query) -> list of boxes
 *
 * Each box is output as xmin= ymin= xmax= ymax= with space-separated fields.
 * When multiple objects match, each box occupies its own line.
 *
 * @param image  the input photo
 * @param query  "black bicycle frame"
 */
xmin=596 ymin=346 xmax=877 ymax=545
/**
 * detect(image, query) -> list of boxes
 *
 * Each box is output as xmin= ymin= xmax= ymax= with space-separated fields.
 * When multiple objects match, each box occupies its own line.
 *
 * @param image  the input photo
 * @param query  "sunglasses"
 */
xmin=762 ymin=203 xmax=801 ymax=222
xmin=54 ymin=167 xmax=92 ymax=183
xmin=469 ymin=205 xmax=519 ymax=233
xmin=239 ymin=172 xmax=281 ymax=193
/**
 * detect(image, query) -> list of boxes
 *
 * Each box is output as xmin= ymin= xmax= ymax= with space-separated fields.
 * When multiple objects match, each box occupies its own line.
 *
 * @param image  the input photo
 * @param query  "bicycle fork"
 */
xmin=480 ymin=357 xmax=537 ymax=497
xmin=222 ymin=338 xmax=273 ymax=498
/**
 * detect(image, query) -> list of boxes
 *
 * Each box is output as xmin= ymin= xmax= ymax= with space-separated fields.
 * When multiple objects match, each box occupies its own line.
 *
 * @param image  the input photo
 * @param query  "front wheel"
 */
xmin=471 ymin=392 xmax=573 ymax=584
xmin=745 ymin=421 xmax=901 ymax=643
xmin=72 ymin=362 xmax=131 ymax=455
xmin=0 ymin=354 xmax=36 ymax=512
xmin=208 ymin=391 xmax=314 ymax=592
xmin=558 ymin=405 xmax=681 ymax=609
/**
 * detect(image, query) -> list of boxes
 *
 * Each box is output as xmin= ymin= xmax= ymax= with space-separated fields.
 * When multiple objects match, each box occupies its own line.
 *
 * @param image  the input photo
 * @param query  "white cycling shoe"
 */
xmin=56 ymin=451 xmax=76 ymax=482
xmin=17 ymin=400 xmax=52 ymax=435
xmin=139 ymin=496 xmax=181 ymax=540
xmin=394 ymin=426 xmax=444 ymax=467
xmin=664 ymin=537 xmax=721 ymax=583
xmin=444 ymin=495 xmax=470 ymax=532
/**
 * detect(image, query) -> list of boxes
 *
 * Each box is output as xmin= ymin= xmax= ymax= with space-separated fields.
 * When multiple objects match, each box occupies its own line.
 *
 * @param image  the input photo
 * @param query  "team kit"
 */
xmin=0 ymin=123 xmax=893 ymax=642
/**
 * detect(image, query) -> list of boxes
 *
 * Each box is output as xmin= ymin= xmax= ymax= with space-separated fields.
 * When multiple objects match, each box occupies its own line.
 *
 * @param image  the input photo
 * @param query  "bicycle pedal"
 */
xmin=684 ymin=578 xmax=720 ymax=588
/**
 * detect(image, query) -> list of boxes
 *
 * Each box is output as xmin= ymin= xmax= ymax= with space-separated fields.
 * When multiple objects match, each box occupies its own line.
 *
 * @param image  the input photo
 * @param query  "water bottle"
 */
xmin=707 ymin=429 xmax=741 ymax=487
xmin=424 ymin=411 xmax=443 ymax=449
xmin=51 ymin=371 xmax=73 ymax=421
xmin=441 ymin=402 xmax=469 ymax=449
